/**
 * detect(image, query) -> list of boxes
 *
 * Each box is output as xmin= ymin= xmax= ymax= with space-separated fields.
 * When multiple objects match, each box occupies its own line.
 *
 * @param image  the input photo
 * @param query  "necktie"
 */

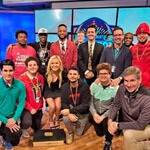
xmin=88 ymin=44 xmax=92 ymax=70
xmin=61 ymin=42 xmax=65 ymax=56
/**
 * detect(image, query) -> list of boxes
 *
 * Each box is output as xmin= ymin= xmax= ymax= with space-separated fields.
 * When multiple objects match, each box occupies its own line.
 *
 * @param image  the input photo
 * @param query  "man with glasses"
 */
xmin=90 ymin=63 xmax=119 ymax=150
xmin=100 ymin=27 xmax=132 ymax=86
xmin=131 ymin=22 xmax=150 ymax=89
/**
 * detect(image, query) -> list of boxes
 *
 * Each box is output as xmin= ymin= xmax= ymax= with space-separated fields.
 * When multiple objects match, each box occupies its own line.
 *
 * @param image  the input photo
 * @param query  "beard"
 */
xmin=19 ymin=43 xmax=26 ymax=47
xmin=58 ymin=35 xmax=67 ymax=41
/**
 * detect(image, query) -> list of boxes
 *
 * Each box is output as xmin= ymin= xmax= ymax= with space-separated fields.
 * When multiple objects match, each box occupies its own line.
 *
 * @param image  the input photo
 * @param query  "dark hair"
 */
xmin=25 ymin=57 xmax=40 ymax=67
xmin=0 ymin=59 xmax=15 ymax=70
xmin=96 ymin=63 xmax=112 ymax=74
xmin=112 ymin=27 xmax=124 ymax=35
xmin=86 ymin=25 xmax=97 ymax=32
xmin=15 ymin=30 xmax=28 ymax=39
xmin=58 ymin=24 xmax=67 ymax=29
xmin=68 ymin=66 xmax=79 ymax=74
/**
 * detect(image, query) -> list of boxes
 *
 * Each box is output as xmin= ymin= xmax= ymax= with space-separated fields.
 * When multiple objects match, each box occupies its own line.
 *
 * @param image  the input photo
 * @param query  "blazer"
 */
xmin=78 ymin=41 xmax=104 ymax=79
xmin=50 ymin=40 xmax=77 ymax=70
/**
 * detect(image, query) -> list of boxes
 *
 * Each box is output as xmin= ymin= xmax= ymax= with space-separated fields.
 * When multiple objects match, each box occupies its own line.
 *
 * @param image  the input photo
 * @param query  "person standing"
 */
xmin=29 ymin=28 xmax=51 ymax=76
xmin=19 ymin=57 xmax=44 ymax=138
xmin=44 ymin=55 xmax=63 ymax=129
xmin=108 ymin=66 xmax=150 ymax=150
xmin=50 ymin=24 xmax=77 ymax=82
xmin=90 ymin=63 xmax=119 ymax=150
xmin=130 ymin=22 xmax=150 ymax=88
xmin=6 ymin=30 xmax=36 ymax=79
xmin=73 ymin=30 xmax=85 ymax=49
xmin=78 ymin=25 xmax=104 ymax=85
xmin=124 ymin=32 xmax=134 ymax=48
xmin=100 ymin=27 xmax=132 ymax=86
xmin=0 ymin=59 xmax=26 ymax=150
xmin=61 ymin=66 xmax=90 ymax=144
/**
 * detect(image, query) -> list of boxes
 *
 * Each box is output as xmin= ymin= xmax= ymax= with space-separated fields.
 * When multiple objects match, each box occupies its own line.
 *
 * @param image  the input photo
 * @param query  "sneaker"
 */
xmin=22 ymin=129 xmax=30 ymax=138
xmin=66 ymin=133 xmax=74 ymax=145
xmin=3 ymin=140 xmax=13 ymax=150
xmin=103 ymin=142 xmax=112 ymax=150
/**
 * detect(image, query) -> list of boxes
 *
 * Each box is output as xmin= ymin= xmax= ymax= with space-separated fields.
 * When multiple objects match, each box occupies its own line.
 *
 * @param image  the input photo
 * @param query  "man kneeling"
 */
xmin=61 ymin=66 xmax=91 ymax=144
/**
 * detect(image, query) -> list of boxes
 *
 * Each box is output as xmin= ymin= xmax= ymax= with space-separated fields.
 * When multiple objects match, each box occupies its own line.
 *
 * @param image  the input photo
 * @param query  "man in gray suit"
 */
xmin=78 ymin=25 xmax=104 ymax=85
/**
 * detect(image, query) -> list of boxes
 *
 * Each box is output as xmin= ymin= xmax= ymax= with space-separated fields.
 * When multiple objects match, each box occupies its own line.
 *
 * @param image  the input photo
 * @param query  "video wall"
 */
xmin=0 ymin=7 xmax=150 ymax=61
xmin=35 ymin=7 xmax=150 ymax=46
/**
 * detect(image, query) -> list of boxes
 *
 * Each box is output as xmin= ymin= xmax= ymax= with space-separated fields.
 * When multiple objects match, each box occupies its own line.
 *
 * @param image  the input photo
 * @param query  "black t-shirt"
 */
xmin=29 ymin=42 xmax=51 ymax=76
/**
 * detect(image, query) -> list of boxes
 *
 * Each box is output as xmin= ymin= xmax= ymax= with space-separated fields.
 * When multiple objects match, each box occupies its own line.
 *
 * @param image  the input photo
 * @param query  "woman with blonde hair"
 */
xmin=44 ymin=55 xmax=63 ymax=129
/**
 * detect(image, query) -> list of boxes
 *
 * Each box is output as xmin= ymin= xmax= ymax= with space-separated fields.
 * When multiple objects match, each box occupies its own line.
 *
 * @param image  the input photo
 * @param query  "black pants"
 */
xmin=20 ymin=109 xmax=42 ymax=132
xmin=90 ymin=117 xmax=113 ymax=143
xmin=0 ymin=123 xmax=22 ymax=146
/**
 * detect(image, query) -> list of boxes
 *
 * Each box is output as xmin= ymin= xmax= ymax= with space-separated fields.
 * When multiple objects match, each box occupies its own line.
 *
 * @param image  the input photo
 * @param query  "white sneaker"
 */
xmin=22 ymin=129 xmax=30 ymax=138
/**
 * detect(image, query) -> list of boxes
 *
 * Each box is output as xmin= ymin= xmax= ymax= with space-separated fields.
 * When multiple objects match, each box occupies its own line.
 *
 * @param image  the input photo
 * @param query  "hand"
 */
xmin=93 ymin=114 xmax=105 ymax=124
xmin=68 ymin=114 xmax=78 ymax=122
xmin=61 ymin=109 xmax=70 ymax=116
xmin=6 ymin=118 xmax=16 ymax=128
xmin=9 ymin=124 xmax=20 ymax=133
xmin=6 ymin=44 xmax=16 ymax=52
xmin=85 ymin=72 xmax=94 ymax=79
xmin=108 ymin=121 xmax=118 ymax=135
xmin=94 ymin=78 xmax=100 ymax=85
xmin=31 ymin=109 xmax=37 ymax=115
xmin=111 ymin=77 xmax=121 ymax=86
xmin=107 ymin=44 xmax=112 ymax=48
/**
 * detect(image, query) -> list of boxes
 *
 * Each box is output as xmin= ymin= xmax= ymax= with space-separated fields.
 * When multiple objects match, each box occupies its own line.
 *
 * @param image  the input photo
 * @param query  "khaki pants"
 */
xmin=123 ymin=125 xmax=150 ymax=150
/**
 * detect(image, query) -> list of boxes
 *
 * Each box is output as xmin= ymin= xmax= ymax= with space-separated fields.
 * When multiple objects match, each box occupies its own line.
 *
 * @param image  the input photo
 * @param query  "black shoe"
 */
xmin=103 ymin=142 xmax=112 ymax=150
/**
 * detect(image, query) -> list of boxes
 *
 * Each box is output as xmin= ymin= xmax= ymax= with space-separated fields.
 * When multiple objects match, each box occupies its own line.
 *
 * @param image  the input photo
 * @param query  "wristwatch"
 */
xmin=119 ymin=76 xmax=123 ymax=80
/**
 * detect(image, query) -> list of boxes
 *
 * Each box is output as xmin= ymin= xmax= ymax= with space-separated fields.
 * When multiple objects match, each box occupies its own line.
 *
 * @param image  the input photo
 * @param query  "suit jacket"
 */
xmin=78 ymin=41 xmax=104 ymax=82
xmin=50 ymin=40 xmax=77 ymax=71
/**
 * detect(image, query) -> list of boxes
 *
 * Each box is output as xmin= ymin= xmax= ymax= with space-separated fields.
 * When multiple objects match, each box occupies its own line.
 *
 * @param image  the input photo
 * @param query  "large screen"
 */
xmin=0 ymin=11 xmax=35 ymax=61
xmin=117 ymin=7 xmax=150 ymax=44
xmin=73 ymin=8 xmax=117 ymax=47
xmin=35 ymin=9 xmax=72 ymax=34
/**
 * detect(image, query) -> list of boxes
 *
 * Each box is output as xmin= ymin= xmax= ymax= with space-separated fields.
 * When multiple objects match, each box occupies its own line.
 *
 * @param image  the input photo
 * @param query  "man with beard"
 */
xmin=131 ymin=23 xmax=150 ymax=88
xmin=6 ymin=30 xmax=36 ymax=79
xmin=78 ymin=25 xmax=104 ymax=85
xmin=61 ymin=66 xmax=90 ymax=144
xmin=28 ymin=28 xmax=51 ymax=76
xmin=50 ymin=24 xmax=77 ymax=82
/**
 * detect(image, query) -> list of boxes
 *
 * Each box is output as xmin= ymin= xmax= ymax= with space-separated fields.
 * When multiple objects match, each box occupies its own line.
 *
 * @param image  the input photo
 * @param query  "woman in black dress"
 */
xmin=44 ymin=55 xmax=63 ymax=129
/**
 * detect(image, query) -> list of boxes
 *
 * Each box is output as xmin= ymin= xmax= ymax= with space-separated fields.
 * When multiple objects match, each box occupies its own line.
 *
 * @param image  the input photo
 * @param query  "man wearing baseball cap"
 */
xmin=29 ymin=28 xmax=51 ymax=76
xmin=130 ymin=22 xmax=150 ymax=88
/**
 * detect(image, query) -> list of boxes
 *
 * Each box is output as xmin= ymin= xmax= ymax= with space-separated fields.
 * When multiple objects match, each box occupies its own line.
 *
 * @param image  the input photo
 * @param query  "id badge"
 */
xmin=112 ymin=65 xmax=116 ymax=73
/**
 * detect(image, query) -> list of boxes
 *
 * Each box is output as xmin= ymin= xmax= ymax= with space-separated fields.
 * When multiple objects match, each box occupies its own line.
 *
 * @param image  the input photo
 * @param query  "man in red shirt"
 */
xmin=6 ymin=30 xmax=36 ymax=79
xmin=131 ymin=23 xmax=150 ymax=88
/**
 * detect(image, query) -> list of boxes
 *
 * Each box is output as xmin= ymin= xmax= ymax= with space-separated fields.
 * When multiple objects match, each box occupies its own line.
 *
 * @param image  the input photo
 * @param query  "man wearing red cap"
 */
xmin=131 ymin=22 xmax=150 ymax=88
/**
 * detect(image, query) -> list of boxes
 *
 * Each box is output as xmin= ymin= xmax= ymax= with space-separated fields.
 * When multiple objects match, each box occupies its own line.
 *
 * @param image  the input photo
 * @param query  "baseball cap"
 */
xmin=136 ymin=23 xmax=150 ymax=35
xmin=38 ymin=28 xmax=48 ymax=34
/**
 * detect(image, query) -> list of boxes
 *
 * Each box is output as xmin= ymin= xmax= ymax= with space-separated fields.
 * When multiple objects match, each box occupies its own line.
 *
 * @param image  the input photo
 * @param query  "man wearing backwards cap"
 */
xmin=130 ymin=22 xmax=150 ymax=88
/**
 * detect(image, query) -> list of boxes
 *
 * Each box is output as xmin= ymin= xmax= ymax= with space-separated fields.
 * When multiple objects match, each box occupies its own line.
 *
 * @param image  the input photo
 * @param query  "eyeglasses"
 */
xmin=113 ymin=34 xmax=123 ymax=37
xmin=98 ymin=73 xmax=109 ymax=76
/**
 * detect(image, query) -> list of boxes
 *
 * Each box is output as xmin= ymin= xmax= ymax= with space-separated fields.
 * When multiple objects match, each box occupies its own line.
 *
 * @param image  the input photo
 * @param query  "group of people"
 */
xmin=0 ymin=22 xmax=150 ymax=150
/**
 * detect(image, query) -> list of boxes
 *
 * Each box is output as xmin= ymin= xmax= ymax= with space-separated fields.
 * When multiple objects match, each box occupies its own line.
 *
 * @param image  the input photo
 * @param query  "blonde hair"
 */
xmin=46 ymin=55 xmax=63 ymax=88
